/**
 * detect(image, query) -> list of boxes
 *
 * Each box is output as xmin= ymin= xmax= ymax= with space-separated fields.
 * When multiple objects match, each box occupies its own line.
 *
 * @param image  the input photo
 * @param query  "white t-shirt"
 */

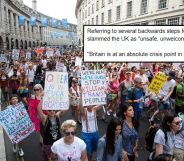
xmin=51 ymin=136 xmax=86 ymax=161
xmin=135 ymin=74 xmax=149 ymax=94
xmin=26 ymin=69 xmax=35 ymax=82
xmin=158 ymin=79 xmax=176 ymax=97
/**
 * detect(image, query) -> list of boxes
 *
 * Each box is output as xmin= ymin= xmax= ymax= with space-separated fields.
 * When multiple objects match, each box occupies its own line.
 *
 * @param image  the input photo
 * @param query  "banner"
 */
xmin=51 ymin=19 xmax=58 ymax=28
xmin=81 ymin=70 xmax=107 ymax=106
xmin=41 ymin=17 xmax=47 ymax=27
xmin=19 ymin=16 xmax=25 ymax=26
xmin=12 ymin=49 xmax=19 ymax=60
xmin=75 ymin=57 xmax=82 ymax=67
xmin=0 ymin=102 xmax=35 ymax=144
xmin=0 ymin=54 xmax=7 ymax=62
xmin=61 ymin=18 xmax=68 ymax=28
xmin=30 ymin=16 xmax=36 ymax=26
xmin=148 ymin=72 xmax=168 ymax=94
xmin=42 ymin=72 xmax=69 ymax=110
xmin=28 ymin=98 xmax=40 ymax=132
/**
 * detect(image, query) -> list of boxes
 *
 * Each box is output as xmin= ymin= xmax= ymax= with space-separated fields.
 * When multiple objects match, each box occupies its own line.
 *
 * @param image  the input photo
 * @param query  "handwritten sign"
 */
xmin=28 ymin=98 xmax=40 ymax=132
xmin=12 ymin=49 xmax=19 ymax=60
xmin=148 ymin=72 xmax=168 ymax=94
xmin=46 ymin=49 xmax=53 ymax=58
xmin=42 ymin=72 xmax=69 ymax=110
xmin=55 ymin=62 xmax=64 ymax=72
xmin=26 ymin=52 xmax=31 ymax=60
xmin=75 ymin=57 xmax=82 ymax=67
xmin=0 ymin=54 xmax=7 ymax=62
xmin=81 ymin=70 xmax=107 ymax=106
xmin=0 ymin=102 xmax=35 ymax=144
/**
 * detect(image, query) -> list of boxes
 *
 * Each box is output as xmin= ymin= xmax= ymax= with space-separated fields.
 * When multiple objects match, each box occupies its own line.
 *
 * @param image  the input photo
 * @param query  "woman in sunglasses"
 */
xmin=149 ymin=114 xmax=182 ymax=160
xmin=51 ymin=120 xmax=88 ymax=161
xmin=37 ymin=102 xmax=65 ymax=161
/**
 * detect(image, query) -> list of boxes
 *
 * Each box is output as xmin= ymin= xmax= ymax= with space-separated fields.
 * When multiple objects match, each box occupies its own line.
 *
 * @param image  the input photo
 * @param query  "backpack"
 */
xmin=145 ymin=125 xmax=159 ymax=152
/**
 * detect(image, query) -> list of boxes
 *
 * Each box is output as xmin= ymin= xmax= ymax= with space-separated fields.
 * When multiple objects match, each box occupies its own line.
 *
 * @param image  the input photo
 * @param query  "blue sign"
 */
xmin=19 ymin=16 xmax=25 ymax=26
xmin=41 ymin=17 xmax=47 ymax=27
xmin=30 ymin=16 xmax=36 ymax=26
xmin=51 ymin=19 xmax=58 ymax=28
xmin=61 ymin=19 xmax=68 ymax=28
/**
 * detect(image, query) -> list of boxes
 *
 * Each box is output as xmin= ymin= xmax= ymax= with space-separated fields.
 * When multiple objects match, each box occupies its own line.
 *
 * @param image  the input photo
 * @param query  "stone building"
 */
xmin=0 ymin=0 xmax=77 ymax=51
xmin=75 ymin=0 xmax=184 ymax=47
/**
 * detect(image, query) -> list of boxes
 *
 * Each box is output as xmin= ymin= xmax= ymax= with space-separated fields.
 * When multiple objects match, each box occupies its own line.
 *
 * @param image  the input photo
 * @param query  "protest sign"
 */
xmin=55 ymin=62 xmax=65 ymax=72
xmin=26 ymin=52 xmax=32 ymax=60
xmin=0 ymin=102 xmax=35 ymax=144
xmin=12 ymin=49 xmax=19 ymax=60
xmin=55 ymin=50 xmax=61 ymax=56
xmin=28 ymin=98 xmax=40 ymax=132
xmin=75 ymin=57 xmax=82 ymax=67
xmin=148 ymin=72 xmax=168 ymax=94
xmin=0 ymin=54 xmax=7 ymax=62
xmin=179 ymin=63 xmax=184 ymax=72
xmin=81 ymin=70 xmax=107 ymax=106
xmin=46 ymin=49 xmax=54 ymax=57
xmin=42 ymin=72 xmax=69 ymax=110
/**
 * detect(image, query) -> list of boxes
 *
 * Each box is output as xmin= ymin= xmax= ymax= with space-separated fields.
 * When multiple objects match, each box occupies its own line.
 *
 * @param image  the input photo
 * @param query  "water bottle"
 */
xmin=139 ymin=96 xmax=144 ymax=109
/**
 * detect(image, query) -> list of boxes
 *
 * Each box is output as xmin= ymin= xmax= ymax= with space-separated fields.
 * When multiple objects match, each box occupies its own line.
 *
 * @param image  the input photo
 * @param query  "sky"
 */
xmin=23 ymin=0 xmax=77 ymax=24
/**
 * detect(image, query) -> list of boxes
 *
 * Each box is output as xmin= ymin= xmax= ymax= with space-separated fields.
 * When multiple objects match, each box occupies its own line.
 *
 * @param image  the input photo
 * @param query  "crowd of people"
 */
xmin=0 ymin=48 xmax=184 ymax=161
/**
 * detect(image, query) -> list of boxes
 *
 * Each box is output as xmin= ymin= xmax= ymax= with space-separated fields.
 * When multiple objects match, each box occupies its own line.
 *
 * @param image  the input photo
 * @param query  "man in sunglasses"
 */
xmin=51 ymin=120 xmax=88 ymax=161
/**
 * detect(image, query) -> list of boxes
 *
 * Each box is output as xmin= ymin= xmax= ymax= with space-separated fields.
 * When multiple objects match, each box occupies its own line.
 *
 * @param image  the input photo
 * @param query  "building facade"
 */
xmin=75 ymin=0 xmax=184 ymax=46
xmin=0 ymin=0 xmax=77 ymax=51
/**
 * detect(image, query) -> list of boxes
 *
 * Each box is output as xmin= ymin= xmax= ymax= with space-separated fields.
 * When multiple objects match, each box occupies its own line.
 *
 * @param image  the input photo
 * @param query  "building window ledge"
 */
xmin=126 ymin=16 xmax=133 ymax=19
xmin=157 ymin=7 xmax=168 ymax=12
xmin=139 ymin=12 xmax=148 ymax=16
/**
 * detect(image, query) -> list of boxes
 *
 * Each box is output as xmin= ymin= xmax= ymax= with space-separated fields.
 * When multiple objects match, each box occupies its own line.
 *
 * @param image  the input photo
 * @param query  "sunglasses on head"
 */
xmin=172 ymin=120 xmax=182 ymax=125
xmin=34 ymin=88 xmax=40 ymax=91
xmin=64 ymin=131 xmax=75 ymax=136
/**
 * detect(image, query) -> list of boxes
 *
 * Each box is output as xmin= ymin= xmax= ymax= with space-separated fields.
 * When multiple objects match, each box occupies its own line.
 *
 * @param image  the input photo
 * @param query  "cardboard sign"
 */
xmin=148 ymin=72 xmax=168 ymax=94
xmin=81 ymin=70 xmax=107 ymax=106
xmin=0 ymin=102 xmax=35 ymax=144
xmin=42 ymin=72 xmax=69 ymax=110
xmin=28 ymin=98 xmax=40 ymax=132
xmin=75 ymin=57 xmax=82 ymax=67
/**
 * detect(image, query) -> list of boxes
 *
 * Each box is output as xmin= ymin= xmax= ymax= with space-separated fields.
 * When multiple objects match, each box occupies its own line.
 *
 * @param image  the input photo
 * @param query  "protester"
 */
xmin=51 ymin=120 xmax=88 ymax=161
xmin=9 ymin=68 xmax=20 ymax=95
xmin=0 ymin=69 xmax=9 ymax=103
xmin=154 ymin=154 xmax=176 ymax=161
xmin=121 ymin=103 xmax=138 ymax=161
xmin=81 ymin=105 xmax=102 ymax=161
xmin=96 ymin=118 xmax=124 ymax=161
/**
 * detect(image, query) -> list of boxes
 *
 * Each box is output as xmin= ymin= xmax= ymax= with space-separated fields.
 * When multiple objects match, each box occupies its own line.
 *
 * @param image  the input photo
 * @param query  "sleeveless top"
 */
xmin=41 ymin=116 xmax=61 ymax=145
xmin=82 ymin=109 xmax=98 ymax=133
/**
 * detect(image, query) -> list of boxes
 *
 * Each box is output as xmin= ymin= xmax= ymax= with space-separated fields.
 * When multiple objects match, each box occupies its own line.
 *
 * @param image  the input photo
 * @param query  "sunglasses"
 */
xmin=172 ymin=121 xmax=182 ymax=125
xmin=34 ymin=89 xmax=40 ymax=91
xmin=64 ymin=131 xmax=75 ymax=136
xmin=74 ymin=82 xmax=78 ymax=83
xmin=48 ymin=110 xmax=54 ymax=112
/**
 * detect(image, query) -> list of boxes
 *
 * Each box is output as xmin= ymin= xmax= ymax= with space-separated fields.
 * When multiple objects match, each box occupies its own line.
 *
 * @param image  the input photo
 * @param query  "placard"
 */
xmin=42 ymin=72 xmax=69 ymax=110
xmin=0 ymin=102 xmax=35 ymax=143
xmin=12 ymin=49 xmax=19 ymax=60
xmin=75 ymin=57 xmax=82 ymax=67
xmin=46 ymin=49 xmax=54 ymax=58
xmin=0 ymin=54 xmax=7 ymax=62
xmin=148 ymin=72 xmax=168 ymax=94
xmin=81 ymin=70 xmax=107 ymax=106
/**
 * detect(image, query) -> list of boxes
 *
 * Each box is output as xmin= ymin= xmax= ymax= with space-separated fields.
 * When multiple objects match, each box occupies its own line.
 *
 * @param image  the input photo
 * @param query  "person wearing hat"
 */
xmin=150 ymin=71 xmax=176 ymax=121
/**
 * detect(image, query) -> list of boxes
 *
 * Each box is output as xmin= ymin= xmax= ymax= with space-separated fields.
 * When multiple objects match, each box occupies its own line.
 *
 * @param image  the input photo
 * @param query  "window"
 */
xmin=82 ymin=12 xmax=84 ymax=20
xmin=108 ymin=9 xmax=112 ymax=23
xmin=127 ymin=1 xmax=132 ymax=17
xmin=116 ymin=6 xmax=121 ymax=20
xmin=159 ymin=0 xmax=167 ymax=9
xmin=101 ymin=12 xmax=104 ymax=24
xmin=92 ymin=18 xmax=94 ymax=25
xmin=108 ymin=0 xmax=112 ymax=4
xmin=88 ymin=20 xmax=90 ymax=24
xmin=182 ymin=17 xmax=184 ymax=25
xmin=155 ymin=19 xmax=166 ymax=25
xmin=96 ymin=15 xmax=98 ymax=25
xmin=85 ymin=10 xmax=87 ymax=18
xmin=101 ymin=0 xmax=105 ymax=8
xmin=141 ymin=0 xmax=148 ymax=14
xmin=92 ymin=4 xmax=94 ymax=14
xmin=96 ymin=0 xmax=99 ymax=11
xmin=88 ymin=7 xmax=90 ymax=16
xmin=168 ymin=17 xmax=179 ymax=25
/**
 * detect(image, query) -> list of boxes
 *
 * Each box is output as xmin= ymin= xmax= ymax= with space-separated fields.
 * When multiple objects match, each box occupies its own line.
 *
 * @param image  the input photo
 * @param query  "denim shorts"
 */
xmin=81 ymin=131 xmax=99 ymax=156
